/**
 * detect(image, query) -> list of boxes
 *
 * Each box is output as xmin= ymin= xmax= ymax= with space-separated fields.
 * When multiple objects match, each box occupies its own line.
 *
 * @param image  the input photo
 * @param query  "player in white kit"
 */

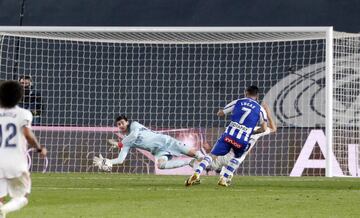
xmin=0 ymin=80 xmax=47 ymax=218
xmin=93 ymin=115 xmax=204 ymax=171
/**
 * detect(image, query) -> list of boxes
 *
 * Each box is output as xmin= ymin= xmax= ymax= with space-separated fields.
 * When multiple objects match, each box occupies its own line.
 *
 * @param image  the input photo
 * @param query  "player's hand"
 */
xmin=93 ymin=154 xmax=113 ymax=172
xmin=93 ymin=154 xmax=104 ymax=167
xmin=39 ymin=147 xmax=47 ymax=158
xmin=107 ymin=139 xmax=120 ymax=151
xmin=217 ymin=109 xmax=225 ymax=117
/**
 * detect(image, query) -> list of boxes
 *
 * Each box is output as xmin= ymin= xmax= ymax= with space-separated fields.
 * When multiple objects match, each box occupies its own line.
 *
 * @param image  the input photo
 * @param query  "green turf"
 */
xmin=5 ymin=173 xmax=360 ymax=218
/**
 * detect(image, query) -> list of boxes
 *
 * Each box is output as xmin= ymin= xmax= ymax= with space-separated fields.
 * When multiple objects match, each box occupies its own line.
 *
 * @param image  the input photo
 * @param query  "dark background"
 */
xmin=0 ymin=0 xmax=359 ymax=32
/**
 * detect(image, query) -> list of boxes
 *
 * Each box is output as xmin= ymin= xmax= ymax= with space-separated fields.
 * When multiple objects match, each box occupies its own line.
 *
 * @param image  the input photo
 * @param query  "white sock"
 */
xmin=220 ymin=158 xmax=241 ymax=179
xmin=194 ymin=151 xmax=204 ymax=160
xmin=195 ymin=155 xmax=213 ymax=174
xmin=1 ymin=197 xmax=28 ymax=214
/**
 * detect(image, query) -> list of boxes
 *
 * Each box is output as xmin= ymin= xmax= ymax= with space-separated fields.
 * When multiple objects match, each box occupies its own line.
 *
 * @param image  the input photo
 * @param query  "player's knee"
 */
xmin=156 ymin=156 xmax=168 ymax=169
xmin=187 ymin=148 xmax=196 ymax=157
xmin=157 ymin=161 xmax=167 ymax=169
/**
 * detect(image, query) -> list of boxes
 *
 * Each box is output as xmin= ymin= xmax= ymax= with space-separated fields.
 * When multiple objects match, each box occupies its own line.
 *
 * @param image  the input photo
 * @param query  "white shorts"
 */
xmin=0 ymin=172 xmax=31 ymax=198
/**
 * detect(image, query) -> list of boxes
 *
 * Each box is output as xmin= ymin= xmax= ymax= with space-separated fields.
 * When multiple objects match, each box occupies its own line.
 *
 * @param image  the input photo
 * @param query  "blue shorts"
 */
xmin=211 ymin=133 xmax=249 ymax=158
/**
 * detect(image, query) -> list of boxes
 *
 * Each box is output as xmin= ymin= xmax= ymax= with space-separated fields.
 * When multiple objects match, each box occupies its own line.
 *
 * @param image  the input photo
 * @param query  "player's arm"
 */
xmin=23 ymin=127 xmax=47 ymax=157
xmin=93 ymin=145 xmax=130 ymax=171
xmin=109 ymin=146 xmax=130 ymax=165
xmin=254 ymin=122 xmax=267 ymax=134
xmin=107 ymin=138 xmax=124 ymax=150
xmin=253 ymin=104 xmax=269 ymax=134
xmin=108 ymin=128 xmax=138 ymax=164
xmin=262 ymin=102 xmax=277 ymax=133
xmin=217 ymin=99 xmax=238 ymax=117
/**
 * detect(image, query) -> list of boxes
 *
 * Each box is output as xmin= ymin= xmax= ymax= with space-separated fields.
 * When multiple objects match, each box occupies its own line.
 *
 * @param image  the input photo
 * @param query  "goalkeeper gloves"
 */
xmin=93 ymin=154 xmax=113 ymax=172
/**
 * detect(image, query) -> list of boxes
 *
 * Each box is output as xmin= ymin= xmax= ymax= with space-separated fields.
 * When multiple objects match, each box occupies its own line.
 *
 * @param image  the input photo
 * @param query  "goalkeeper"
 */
xmin=93 ymin=115 xmax=204 ymax=171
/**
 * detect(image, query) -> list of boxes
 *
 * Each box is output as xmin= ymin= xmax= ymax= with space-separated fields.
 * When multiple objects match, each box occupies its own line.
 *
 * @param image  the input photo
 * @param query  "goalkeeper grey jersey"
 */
xmin=111 ymin=121 xmax=176 ymax=164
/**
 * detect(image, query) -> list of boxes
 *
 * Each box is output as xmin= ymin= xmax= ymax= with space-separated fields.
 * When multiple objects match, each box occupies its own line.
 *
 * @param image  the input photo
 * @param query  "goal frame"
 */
xmin=0 ymin=26 xmax=335 ymax=177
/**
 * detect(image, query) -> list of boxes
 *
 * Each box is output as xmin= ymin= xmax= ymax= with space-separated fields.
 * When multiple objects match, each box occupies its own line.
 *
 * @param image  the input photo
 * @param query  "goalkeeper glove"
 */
xmin=93 ymin=154 xmax=113 ymax=172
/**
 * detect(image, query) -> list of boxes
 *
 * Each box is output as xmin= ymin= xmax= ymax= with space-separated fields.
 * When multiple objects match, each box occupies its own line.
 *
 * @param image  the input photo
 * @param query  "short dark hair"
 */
xmin=115 ymin=115 xmax=128 ymax=122
xmin=245 ymin=85 xmax=259 ymax=96
xmin=0 ymin=80 xmax=24 ymax=108
xmin=18 ymin=75 xmax=32 ymax=81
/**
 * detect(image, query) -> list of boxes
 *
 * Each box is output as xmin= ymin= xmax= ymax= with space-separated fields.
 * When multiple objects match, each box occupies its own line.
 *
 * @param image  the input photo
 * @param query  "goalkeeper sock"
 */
xmin=1 ymin=197 xmax=28 ymax=214
xmin=195 ymin=155 xmax=212 ymax=174
xmin=159 ymin=160 xmax=190 ymax=169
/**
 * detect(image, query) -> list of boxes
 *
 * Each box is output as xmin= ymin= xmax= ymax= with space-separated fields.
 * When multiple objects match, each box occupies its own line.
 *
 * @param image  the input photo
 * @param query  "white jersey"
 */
xmin=0 ymin=106 xmax=33 ymax=178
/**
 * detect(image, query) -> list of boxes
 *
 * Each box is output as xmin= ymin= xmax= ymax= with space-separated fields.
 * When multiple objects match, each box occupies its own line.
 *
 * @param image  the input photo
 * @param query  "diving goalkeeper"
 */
xmin=93 ymin=115 xmax=204 ymax=171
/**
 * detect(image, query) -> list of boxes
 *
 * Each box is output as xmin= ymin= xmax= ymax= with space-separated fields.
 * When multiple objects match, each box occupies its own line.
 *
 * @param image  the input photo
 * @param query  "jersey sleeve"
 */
xmin=259 ymin=106 xmax=268 ymax=124
xmin=20 ymin=109 xmax=33 ymax=128
xmin=130 ymin=121 xmax=148 ymax=132
xmin=122 ymin=129 xmax=139 ymax=147
xmin=223 ymin=100 xmax=238 ymax=115
xmin=110 ymin=145 xmax=130 ymax=165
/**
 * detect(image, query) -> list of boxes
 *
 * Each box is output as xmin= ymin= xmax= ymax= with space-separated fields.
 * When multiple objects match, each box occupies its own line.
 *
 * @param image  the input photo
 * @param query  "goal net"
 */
xmin=0 ymin=27 xmax=359 ymax=176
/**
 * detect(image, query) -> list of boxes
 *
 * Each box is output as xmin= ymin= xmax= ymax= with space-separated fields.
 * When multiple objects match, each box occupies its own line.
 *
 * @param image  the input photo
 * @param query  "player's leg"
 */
xmin=156 ymin=155 xmax=191 ymax=169
xmin=218 ymin=145 xmax=250 ymax=187
xmin=166 ymin=137 xmax=205 ymax=160
xmin=0 ymin=172 xmax=31 ymax=217
xmin=183 ymin=147 xmax=204 ymax=161
xmin=211 ymin=135 xmax=259 ymax=175
xmin=207 ymin=152 xmax=233 ymax=173
xmin=0 ymin=178 xmax=6 ymax=204
xmin=185 ymin=135 xmax=232 ymax=186
xmin=0 ymin=178 xmax=7 ymax=218
xmin=218 ymin=158 xmax=240 ymax=187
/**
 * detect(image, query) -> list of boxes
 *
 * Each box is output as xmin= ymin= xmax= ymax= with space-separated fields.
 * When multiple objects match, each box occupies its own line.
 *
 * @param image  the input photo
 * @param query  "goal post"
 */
xmin=0 ymin=26 xmax=359 ymax=177
xmin=325 ymin=27 xmax=333 ymax=177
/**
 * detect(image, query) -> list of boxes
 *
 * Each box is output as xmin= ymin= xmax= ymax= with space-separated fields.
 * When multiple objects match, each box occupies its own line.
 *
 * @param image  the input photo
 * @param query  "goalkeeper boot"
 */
xmin=217 ymin=176 xmax=230 ymax=187
xmin=185 ymin=172 xmax=200 ymax=186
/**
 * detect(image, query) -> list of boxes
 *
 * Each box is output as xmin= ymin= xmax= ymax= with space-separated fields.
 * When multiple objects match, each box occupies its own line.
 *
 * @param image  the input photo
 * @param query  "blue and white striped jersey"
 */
xmin=223 ymin=98 xmax=267 ymax=144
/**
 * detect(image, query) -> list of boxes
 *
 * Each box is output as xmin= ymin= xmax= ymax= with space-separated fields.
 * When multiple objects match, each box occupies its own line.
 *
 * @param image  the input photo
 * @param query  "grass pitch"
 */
xmin=7 ymin=173 xmax=360 ymax=218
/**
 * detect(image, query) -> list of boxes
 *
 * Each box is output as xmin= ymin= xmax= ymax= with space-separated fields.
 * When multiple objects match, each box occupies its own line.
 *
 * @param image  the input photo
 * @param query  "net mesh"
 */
xmin=333 ymin=36 xmax=360 ymax=176
xmin=0 ymin=28 xmax=359 ymax=176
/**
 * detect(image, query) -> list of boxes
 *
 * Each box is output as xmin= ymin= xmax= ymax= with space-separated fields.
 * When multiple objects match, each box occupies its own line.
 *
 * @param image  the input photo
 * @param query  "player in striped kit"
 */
xmin=185 ymin=85 xmax=268 ymax=187
xmin=0 ymin=81 xmax=47 ymax=218
xmin=206 ymin=103 xmax=276 ymax=179
xmin=93 ymin=115 xmax=204 ymax=171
